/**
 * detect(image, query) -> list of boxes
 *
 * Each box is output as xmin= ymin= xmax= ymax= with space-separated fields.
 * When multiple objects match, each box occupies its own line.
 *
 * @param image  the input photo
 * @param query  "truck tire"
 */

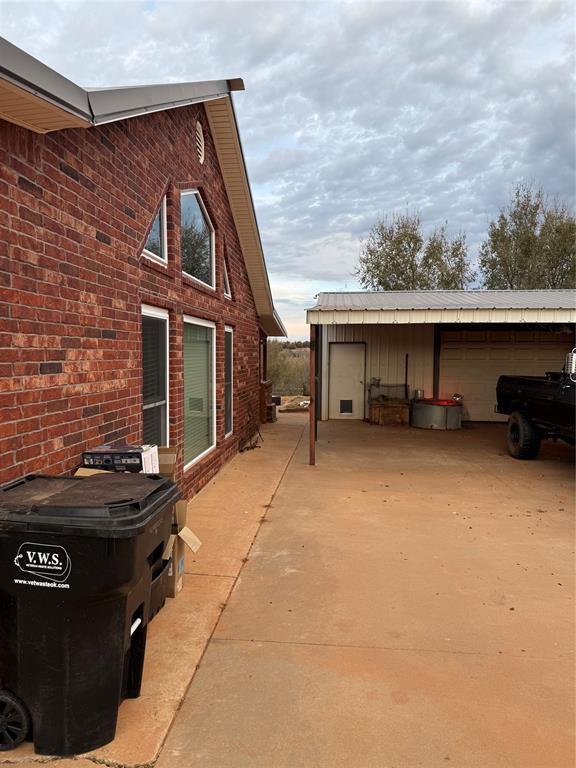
xmin=507 ymin=411 xmax=541 ymax=459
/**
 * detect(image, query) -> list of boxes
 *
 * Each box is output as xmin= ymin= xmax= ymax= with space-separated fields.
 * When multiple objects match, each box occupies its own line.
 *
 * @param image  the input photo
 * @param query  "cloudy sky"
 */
xmin=1 ymin=0 xmax=574 ymax=337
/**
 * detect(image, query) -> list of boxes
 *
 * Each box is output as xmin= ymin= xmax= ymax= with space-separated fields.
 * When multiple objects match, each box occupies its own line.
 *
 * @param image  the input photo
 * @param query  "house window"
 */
xmin=183 ymin=316 xmax=215 ymax=468
xmin=142 ymin=305 xmax=169 ymax=446
xmin=225 ymin=327 xmax=233 ymax=436
xmin=143 ymin=197 xmax=167 ymax=263
xmin=223 ymin=256 xmax=232 ymax=298
xmin=181 ymin=191 xmax=214 ymax=288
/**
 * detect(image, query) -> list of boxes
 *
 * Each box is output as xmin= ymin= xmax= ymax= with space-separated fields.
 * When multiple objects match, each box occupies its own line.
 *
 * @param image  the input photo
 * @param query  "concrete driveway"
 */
xmin=159 ymin=416 xmax=574 ymax=768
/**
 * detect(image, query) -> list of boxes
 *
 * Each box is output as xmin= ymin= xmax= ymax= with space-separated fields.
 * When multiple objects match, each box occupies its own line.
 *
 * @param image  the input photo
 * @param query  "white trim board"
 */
xmin=307 ymin=308 xmax=576 ymax=326
xmin=224 ymin=325 xmax=234 ymax=437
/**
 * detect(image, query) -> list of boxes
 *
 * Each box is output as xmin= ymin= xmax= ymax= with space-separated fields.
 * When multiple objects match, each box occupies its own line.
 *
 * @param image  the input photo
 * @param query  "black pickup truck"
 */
xmin=496 ymin=360 xmax=575 ymax=459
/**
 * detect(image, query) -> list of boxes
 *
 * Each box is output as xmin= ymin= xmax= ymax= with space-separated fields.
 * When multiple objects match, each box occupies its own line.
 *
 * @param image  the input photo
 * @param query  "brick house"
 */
xmin=0 ymin=38 xmax=285 ymax=497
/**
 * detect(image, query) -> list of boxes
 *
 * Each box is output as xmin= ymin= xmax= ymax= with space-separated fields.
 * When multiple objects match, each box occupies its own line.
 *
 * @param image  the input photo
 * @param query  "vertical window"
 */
xmin=225 ymin=327 xmax=233 ymax=436
xmin=143 ymin=197 xmax=167 ymax=263
xmin=181 ymin=191 xmax=214 ymax=287
xmin=141 ymin=306 xmax=169 ymax=446
xmin=223 ymin=257 xmax=232 ymax=298
xmin=183 ymin=317 xmax=215 ymax=467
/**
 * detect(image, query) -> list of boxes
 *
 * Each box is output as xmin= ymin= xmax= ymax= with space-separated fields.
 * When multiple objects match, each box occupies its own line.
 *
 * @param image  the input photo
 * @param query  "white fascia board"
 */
xmin=306 ymin=308 xmax=576 ymax=325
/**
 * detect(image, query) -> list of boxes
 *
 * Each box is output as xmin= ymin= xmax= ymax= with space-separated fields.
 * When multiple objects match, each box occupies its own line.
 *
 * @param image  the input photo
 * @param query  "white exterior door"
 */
xmin=440 ymin=329 xmax=573 ymax=421
xmin=329 ymin=343 xmax=365 ymax=419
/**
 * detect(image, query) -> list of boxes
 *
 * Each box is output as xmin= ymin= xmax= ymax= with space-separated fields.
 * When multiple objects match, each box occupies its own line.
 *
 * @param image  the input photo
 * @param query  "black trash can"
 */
xmin=0 ymin=472 xmax=179 ymax=756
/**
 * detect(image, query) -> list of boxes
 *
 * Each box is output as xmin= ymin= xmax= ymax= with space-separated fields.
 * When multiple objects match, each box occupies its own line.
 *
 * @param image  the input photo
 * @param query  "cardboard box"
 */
xmin=158 ymin=446 xmax=179 ymax=479
xmin=173 ymin=500 xmax=188 ymax=532
xmin=74 ymin=467 xmax=110 ymax=477
xmin=163 ymin=526 xmax=202 ymax=598
xmin=167 ymin=537 xmax=186 ymax=597
xmin=178 ymin=526 xmax=202 ymax=553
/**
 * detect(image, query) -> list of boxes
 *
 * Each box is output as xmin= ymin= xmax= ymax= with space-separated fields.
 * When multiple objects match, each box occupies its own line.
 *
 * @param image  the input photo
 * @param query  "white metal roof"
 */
xmin=307 ymin=290 xmax=576 ymax=326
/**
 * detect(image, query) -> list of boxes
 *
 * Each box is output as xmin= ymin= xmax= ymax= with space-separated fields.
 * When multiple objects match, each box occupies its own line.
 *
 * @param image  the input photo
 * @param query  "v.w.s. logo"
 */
xmin=14 ymin=542 xmax=72 ymax=582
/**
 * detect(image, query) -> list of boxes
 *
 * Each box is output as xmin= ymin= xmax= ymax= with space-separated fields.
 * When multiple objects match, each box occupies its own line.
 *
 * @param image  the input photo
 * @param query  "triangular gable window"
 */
xmin=143 ymin=197 xmax=167 ymax=263
xmin=223 ymin=257 xmax=232 ymax=298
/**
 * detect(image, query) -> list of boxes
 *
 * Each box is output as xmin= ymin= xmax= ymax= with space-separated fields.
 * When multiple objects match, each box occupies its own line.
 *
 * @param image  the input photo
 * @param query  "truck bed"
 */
xmin=496 ymin=374 xmax=575 ymax=440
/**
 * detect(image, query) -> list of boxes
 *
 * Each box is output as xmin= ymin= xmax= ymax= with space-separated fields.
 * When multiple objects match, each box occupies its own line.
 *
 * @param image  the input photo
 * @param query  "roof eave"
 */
xmin=0 ymin=37 xmax=92 ymax=121
xmin=205 ymin=95 xmax=286 ymax=337
xmin=0 ymin=37 xmax=246 ymax=132
xmin=260 ymin=311 xmax=288 ymax=337
xmin=306 ymin=307 xmax=576 ymax=325
xmin=87 ymin=79 xmax=241 ymax=126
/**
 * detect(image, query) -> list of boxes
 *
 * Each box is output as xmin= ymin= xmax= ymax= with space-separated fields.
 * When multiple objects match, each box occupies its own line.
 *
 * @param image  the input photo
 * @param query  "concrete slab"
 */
xmin=158 ymin=418 xmax=574 ymax=768
xmin=157 ymin=638 xmax=571 ymax=768
xmin=185 ymin=418 xmax=305 ymax=578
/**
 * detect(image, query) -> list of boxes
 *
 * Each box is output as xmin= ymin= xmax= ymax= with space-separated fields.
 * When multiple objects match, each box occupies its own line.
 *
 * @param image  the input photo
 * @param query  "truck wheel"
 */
xmin=507 ymin=412 xmax=541 ymax=459
xmin=0 ymin=691 xmax=30 ymax=750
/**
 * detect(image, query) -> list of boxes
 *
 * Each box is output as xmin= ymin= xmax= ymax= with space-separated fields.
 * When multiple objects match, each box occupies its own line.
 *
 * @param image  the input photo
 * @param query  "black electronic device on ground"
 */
xmin=82 ymin=443 xmax=144 ymax=472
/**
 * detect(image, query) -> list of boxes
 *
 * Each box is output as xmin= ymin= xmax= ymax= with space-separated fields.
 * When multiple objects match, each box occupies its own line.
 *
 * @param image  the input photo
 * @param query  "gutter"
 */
xmin=0 ymin=36 xmax=92 ymax=121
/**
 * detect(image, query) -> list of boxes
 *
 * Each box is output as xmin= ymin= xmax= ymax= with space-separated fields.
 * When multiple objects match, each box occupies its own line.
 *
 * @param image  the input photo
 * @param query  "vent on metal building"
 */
xmin=195 ymin=121 xmax=205 ymax=164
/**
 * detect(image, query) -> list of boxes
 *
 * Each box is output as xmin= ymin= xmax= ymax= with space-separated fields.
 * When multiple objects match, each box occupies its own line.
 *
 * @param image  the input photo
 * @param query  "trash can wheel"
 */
xmin=0 ymin=691 xmax=30 ymax=750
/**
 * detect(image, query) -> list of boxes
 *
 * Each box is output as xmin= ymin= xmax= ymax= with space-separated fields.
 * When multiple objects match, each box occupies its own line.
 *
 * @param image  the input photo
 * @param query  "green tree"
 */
xmin=357 ymin=212 xmax=474 ymax=290
xmin=181 ymin=218 xmax=211 ymax=284
xmin=479 ymin=183 xmax=576 ymax=289
xmin=267 ymin=340 xmax=309 ymax=396
xmin=421 ymin=225 xmax=472 ymax=290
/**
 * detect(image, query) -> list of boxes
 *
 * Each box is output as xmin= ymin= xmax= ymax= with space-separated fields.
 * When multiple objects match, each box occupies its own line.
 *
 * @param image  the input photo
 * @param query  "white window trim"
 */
xmin=183 ymin=315 xmax=216 ymax=471
xmin=143 ymin=196 xmax=168 ymax=266
xmin=225 ymin=325 xmax=234 ymax=438
xmin=181 ymin=190 xmax=216 ymax=290
xmin=141 ymin=304 xmax=169 ymax=446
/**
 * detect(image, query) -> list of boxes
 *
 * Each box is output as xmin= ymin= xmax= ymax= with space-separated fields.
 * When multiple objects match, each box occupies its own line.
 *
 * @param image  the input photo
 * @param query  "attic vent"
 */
xmin=195 ymin=121 xmax=205 ymax=164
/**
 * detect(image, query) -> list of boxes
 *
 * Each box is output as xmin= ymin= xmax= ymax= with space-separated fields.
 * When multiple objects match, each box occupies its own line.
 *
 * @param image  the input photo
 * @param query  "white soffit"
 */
xmin=0 ymin=75 xmax=90 ymax=133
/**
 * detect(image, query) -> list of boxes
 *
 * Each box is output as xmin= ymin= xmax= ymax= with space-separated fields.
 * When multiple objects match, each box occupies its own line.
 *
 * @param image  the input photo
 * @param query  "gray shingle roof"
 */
xmin=310 ymin=290 xmax=576 ymax=312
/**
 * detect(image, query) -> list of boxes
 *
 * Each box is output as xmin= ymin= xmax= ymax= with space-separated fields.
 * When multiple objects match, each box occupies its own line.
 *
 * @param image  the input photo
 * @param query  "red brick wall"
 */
xmin=0 ymin=104 xmax=263 ymax=497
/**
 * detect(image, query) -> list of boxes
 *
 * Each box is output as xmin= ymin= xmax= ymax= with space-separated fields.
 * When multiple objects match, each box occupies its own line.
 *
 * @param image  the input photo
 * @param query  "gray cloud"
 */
xmin=1 ymin=0 xmax=574 ymax=337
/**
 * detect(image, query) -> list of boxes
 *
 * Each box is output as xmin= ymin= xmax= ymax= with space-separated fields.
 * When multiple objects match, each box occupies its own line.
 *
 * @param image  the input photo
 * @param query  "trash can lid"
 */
xmin=0 ymin=474 xmax=180 ymax=537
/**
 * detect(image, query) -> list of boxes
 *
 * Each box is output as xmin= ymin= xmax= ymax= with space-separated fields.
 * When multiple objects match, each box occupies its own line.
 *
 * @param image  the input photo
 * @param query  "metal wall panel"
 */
xmin=320 ymin=324 xmax=434 ymax=420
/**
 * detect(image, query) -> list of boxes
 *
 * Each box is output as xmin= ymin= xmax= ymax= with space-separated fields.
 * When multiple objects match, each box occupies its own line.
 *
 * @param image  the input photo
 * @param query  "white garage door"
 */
xmin=440 ymin=329 xmax=574 ymax=421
